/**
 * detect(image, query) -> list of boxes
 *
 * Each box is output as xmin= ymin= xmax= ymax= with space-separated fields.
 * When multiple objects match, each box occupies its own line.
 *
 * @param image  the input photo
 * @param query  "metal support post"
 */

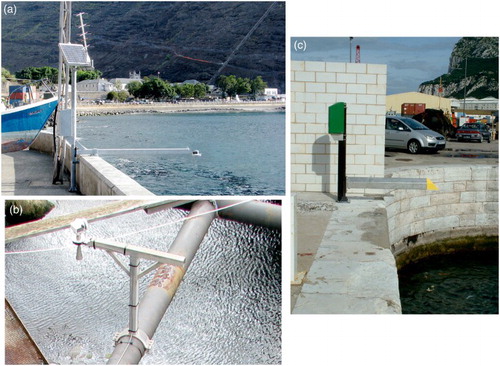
xmin=129 ymin=256 xmax=140 ymax=333
xmin=70 ymin=216 xmax=189 ymax=357
xmin=69 ymin=67 xmax=79 ymax=192
xmin=337 ymin=104 xmax=348 ymax=202
xmin=107 ymin=200 xmax=216 ymax=364
xmin=291 ymin=194 xmax=296 ymax=283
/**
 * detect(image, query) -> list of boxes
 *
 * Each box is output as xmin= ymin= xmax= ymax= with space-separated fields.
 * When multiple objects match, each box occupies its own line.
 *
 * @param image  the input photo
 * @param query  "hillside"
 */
xmin=419 ymin=37 xmax=498 ymax=99
xmin=1 ymin=1 xmax=285 ymax=91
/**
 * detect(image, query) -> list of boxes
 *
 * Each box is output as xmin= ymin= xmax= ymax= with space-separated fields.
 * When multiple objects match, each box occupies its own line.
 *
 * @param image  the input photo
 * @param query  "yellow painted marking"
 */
xmin=426 ymin=178 xmax=439 ymax=191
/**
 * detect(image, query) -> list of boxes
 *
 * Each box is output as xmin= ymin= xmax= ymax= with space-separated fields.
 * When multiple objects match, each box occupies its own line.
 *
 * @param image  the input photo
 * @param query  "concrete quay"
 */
xmin=2 ymin=130 xmax=154 ymax=196
xmin=2 ymin=150 xmax=72 ymax=196
xmin=292 ymin=194 xmax=401 ymax=314
xmin=291 ymin=141 xmax=498 ymax=314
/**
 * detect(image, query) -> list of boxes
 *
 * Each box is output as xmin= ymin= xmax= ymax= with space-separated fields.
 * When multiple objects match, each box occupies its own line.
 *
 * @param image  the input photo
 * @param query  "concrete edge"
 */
xmin=31 ymin=130 xmax=155 ymax=196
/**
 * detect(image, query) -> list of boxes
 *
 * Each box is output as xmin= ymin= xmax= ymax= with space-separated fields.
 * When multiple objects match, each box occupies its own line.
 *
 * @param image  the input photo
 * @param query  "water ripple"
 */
xmin=6 ymin=205 xmax=281 ymax=364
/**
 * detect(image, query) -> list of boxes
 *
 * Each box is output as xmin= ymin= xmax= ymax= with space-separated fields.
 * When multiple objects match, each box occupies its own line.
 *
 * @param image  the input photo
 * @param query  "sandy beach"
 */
xmin=77 ymin=100 xmax=285 ymax=116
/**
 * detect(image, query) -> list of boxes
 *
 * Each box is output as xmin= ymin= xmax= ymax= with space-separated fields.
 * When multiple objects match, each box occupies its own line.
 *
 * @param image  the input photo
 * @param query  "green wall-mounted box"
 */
xmin=328 ymin=102 xmax=346 ymax=134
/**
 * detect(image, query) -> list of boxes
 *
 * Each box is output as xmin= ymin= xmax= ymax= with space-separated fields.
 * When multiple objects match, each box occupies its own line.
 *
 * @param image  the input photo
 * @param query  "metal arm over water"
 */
xmin=70 ymin=200 xmax=217 ymax=364
xmin=65 ymin=199 xmax=281 ymax=364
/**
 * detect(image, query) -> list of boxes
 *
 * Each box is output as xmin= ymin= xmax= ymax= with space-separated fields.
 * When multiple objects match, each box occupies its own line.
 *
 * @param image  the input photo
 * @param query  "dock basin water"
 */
xmin=398 ymin=249 xmax=498 ymax=314
xmin=77 ymin=112 xmax=285 ymax=195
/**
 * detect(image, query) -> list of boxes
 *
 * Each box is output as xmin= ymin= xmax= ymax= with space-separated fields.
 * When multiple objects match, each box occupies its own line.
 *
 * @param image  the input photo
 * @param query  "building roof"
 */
xmin=110 ymin=78 xmax=142 ymax=84
xmin=386 ymin=92 xmax=453 ymax=114
xmin=77 ymin=78 xmax=113 ymax=85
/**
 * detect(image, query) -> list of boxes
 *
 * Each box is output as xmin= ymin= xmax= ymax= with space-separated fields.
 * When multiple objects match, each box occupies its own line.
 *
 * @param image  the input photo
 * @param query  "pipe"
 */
xmin=107 ymin=200 xmax=216 ymax=364
xmin=69 ymin=67 xmax=78 ymax=192
xmin=215 ymin=200 xmax=281 ymax=230
xmin=142 ymin=200 xmax=282 ymax=229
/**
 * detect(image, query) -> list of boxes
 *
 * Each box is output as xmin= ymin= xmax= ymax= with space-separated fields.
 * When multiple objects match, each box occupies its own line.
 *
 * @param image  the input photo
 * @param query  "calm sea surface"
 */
xmin=77 ymin=112 xmax=285 ymax=195
xmin=398 ymin=250 xmax=498 ymax=314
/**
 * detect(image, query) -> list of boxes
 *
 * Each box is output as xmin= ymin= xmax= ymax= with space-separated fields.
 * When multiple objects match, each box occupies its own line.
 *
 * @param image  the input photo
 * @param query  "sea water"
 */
xmin=5 ymin=201 xmax=282 ymax=364
xmin=398 ymin=250 xmax=498 ymax=314
xmin=77 ymin=112 xmax=285 ymax=195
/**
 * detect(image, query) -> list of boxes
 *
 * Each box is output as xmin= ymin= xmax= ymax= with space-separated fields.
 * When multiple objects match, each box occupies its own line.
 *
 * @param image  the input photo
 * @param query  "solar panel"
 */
xmin=59 ymin=43 xmax=91 ymax=66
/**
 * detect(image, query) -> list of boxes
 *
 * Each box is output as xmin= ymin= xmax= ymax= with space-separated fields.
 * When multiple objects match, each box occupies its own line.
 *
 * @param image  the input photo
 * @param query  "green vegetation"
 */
xmin=5 ymin=200 xmax=55 ymax=227
xmin=15 ymin=66 xmax=58 ymax=84
xmin=126 ymin=78 xmax=210 ymax=101
xmin=193 ymin=83 xmax=208 ymax=99
xmin=12 ymin=66 xmax=104 ymax=85
xmin=216 ymin=74 xmax=267 ymax=99
xmin=174 ymin=83 xmax=207 ymax=99
xmin=106 ymin=90 xmax=129 ymax=102
xmin=136 ymin=77 xmax=176 ymax=100
xmin=250 ymin=76 xmax=267 ymax=98
xmin=5 ymin=64 xmax=269 ymax=103
xmin=175 ymin=83 xmax=195 ymax=99
xmin=2 ymin=67 xmax=15 ymax=83
xmin=126 ymin=81 xmax=143 ymax=98
xmin=77 ymin=69 xmax=103 ymax=82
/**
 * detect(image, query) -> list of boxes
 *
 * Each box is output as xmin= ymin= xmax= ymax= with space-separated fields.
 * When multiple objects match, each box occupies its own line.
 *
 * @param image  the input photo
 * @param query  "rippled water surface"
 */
xmin=77 ymin=112 xmax=285 ymax=195
xmin=5 ymin=201 xmax=282 ymax=364
xmin=398 ymin=250 xmax=498 ymax=314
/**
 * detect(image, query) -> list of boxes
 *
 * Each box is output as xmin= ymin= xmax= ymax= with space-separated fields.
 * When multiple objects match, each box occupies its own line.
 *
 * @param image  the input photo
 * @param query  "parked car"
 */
xmin=385 ymin=116 xmax=446 ymax=154
xmin=456 ymin=123 xmax=491 ymax=143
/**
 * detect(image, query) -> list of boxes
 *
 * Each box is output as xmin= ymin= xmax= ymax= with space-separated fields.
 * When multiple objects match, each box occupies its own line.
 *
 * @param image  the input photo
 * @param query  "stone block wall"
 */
xmin=385 ymin=165 xmax=499 ymax=257
xmin=291 ymin=60 xmax=387 ymax=193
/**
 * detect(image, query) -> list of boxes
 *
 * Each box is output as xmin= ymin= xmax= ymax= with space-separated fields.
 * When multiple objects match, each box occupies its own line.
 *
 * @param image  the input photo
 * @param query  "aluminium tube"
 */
xmin=215 ymin=200 xmax=281 ymax=230
xmin=107 ymin=200 xmax=216 ymax=364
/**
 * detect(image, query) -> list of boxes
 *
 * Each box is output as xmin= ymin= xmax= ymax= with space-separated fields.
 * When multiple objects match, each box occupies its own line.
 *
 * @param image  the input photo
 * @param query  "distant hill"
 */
xmin=1 ymin=1 xmax=285 ymax=92
xmin=419 ymin=37 xmax=498 ymax=99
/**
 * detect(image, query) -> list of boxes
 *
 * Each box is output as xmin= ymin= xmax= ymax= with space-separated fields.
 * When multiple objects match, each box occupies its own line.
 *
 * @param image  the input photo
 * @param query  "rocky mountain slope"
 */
xmin=1 ymin=1 xmax=285 ymax=91
xmin=419 ymin=37 xmax=498 ymax=99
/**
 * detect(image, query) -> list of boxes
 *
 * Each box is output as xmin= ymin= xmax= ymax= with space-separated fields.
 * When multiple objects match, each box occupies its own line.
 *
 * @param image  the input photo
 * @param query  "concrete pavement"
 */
xmin=292 ymin=194 xmax=401 ymax=314
xmin=2 ymin=150 xmax=73 ymax=196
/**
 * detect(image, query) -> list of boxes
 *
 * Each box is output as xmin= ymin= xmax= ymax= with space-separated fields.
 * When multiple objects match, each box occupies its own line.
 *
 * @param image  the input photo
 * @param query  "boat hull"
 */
xmin=1 ymin=97 xmax=58 ymax=153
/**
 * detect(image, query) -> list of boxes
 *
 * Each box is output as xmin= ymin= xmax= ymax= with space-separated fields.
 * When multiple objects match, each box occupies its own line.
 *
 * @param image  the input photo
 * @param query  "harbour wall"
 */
xmin=30 ymin=130 xmax=154 ymax=196
xmin=384 ymin=164 xmax=498 ymax=267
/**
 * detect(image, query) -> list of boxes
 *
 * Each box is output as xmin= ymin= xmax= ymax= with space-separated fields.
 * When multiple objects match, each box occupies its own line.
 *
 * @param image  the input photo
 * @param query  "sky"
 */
xmin=291 ymin=37 xmax=462 ymax=95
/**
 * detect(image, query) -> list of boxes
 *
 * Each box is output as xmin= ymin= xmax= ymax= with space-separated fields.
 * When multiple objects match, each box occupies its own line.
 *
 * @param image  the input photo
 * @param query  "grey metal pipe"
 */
xmin=215 ymin=200 xmax=281 ymax=230
xmin=107 ymin=200 xmax=216 ymax=364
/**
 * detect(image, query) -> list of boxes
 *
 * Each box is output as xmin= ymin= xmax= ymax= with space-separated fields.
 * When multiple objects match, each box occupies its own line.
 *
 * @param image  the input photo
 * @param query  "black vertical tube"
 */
xmin=337 ymin=105 xmax=348 ymax=202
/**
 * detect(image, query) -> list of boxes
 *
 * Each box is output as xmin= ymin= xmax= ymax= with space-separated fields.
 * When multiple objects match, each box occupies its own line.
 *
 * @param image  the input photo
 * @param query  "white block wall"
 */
xmin=291 ymin=61 xmax=387 ymax=193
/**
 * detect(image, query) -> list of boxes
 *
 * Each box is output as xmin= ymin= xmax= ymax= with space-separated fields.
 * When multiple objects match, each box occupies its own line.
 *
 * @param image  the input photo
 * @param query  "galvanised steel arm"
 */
xmin=107 ymin=200 xmax=216 ymax=364
xmin=141 ymin=200 xmax=281 ymax=230
xmin=215 ymin=200 xmax=281 ymax=230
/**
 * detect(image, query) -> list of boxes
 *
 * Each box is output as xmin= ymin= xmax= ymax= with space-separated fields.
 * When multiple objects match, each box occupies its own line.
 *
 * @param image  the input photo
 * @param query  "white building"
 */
xmin=264 ymin=88 xmax=278 ymax=96
xmin=77 ymin=78 xmax=115 ymax=92
xmin=453 ymin=97 xmax=499 ymax=111
xmin=110 ymin=71 xmax=142 ymax=91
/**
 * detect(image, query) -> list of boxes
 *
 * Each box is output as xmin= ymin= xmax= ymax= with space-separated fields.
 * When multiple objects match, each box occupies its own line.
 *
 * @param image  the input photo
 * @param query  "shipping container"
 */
xmin=401 ymin=103 xmax=426 ymax=116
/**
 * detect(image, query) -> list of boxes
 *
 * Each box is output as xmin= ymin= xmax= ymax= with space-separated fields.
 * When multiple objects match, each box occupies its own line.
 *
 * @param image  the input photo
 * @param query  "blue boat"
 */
xmin=1 ymin=96 xmax=58 ymax=153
